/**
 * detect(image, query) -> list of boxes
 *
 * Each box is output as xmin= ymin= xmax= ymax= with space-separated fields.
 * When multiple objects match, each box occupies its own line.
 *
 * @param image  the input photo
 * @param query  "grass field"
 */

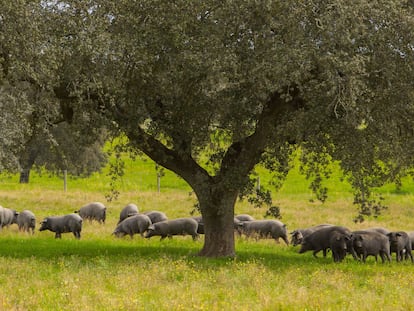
xmin=1 ymin=156 xmax=414 ymax=310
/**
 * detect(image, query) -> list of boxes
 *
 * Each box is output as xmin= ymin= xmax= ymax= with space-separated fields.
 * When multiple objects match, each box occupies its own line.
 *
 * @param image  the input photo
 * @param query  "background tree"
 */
xmin=0 ymin=83 xmax=32 ymax=171
xmin=0 ymin=1 xmax=108 ymax=182
xmin=17 ymin=119 xmax=108 ymax=183
xmin=4 ymin=1 xmax=414 ymax=257
xmin=0 ymin=81 xmax=108 ymax=183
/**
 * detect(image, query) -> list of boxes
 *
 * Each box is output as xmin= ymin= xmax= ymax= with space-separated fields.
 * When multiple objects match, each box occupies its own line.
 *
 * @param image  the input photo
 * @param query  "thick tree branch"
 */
xmin=99 ymin=101 xmax=206 ymax=189
xmin=125 ymin=125 xmax=211 ymax=188
xmin=144 ymin=99 xmax=193 ymax=155
xmin=219 ymin=87 xmax=304 ymax=186
xmin=53 ymin=81 xmax=209 ymax=187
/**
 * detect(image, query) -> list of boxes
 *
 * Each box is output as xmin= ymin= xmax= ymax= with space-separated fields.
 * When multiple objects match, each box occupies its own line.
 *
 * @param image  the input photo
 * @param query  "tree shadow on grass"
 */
xmin=0 ymin=236 xmax=337 ymax=269
xmin=0 ymin=237 xmax=195 ymax=259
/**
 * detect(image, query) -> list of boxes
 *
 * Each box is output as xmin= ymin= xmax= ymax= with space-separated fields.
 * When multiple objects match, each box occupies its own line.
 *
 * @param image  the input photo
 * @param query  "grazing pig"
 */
xmin=387 ymin=231 xmax=413 ymax=262
xmin=351 ymin=230 xmax=391 ymax=263
xmin=330 ymin=231 xmax=351 ymax=262
xmin=237 ymin=219 xmax=289 ymax=245
xmin=16 ymin=210 xmax=36 ymax=234
xmin=235 ymin=214 xmax=255 ymax=222
xmin=39 ymin=213 xmax=83 ymax=239
xmin=192 ymin=216 xmax=204 ymax=234
xmin=299 ymin=226 xmax=352 ymax=258
xmin=113 ymin=214 xmax=152 ymax=238
xmin=0 ymin=205 xmax=18 ymax=230
xmin=145 ymin=218 xmax=199 ymax=241
xmin=360 ymin=227 xmax=390 ymax=236
xmin=75 ymin=202 xmax=106 ymax=224
xmin=143 ymin=211 xmax=168 ymax=224
xmin=193 ymin=216 xmax=243 ymax=235
xmin=233 ymin=217 xmax=243 ymax=236
xmin=290 ymin=224 xmax=334 ymax=246
xmin=118 ymin=203 xmax=139 ymax=224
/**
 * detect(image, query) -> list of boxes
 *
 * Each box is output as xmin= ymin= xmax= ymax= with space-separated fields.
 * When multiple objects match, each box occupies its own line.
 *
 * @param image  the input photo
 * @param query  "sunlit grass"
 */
xmin=1 ymin=233 xmax=414 ymax=310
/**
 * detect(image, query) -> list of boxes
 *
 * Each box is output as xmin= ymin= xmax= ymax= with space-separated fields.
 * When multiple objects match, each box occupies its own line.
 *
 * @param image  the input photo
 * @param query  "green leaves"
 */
xmin=2 ymin=0 xmax=414 ymax=221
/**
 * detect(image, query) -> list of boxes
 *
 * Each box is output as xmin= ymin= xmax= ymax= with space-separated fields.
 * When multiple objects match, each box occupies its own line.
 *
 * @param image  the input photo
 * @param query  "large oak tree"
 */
xmin=2 ymin=1 xmax=414 ymax=257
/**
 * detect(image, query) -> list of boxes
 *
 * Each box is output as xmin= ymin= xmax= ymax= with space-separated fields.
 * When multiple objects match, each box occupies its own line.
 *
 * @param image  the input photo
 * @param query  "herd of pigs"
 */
xmin=0 ymin=201 xmax=413 ymax=263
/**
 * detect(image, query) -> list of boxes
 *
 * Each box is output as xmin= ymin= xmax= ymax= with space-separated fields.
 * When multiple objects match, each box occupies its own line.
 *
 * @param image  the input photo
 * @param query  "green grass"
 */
xmin=1 ymin=156 xmax=414 ymax=310
xmin=1 ymin=234 xmax=414 ymax=310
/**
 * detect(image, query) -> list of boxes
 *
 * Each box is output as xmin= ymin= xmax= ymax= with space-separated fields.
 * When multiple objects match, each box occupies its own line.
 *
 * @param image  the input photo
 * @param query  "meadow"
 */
xmin=1 ymin=156 xmax=414 ymax=310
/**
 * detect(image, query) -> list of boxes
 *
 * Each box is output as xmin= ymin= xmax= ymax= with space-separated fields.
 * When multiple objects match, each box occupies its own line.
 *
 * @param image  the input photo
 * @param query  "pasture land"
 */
xmin=1 ymin=158 xmax=414 ymax=310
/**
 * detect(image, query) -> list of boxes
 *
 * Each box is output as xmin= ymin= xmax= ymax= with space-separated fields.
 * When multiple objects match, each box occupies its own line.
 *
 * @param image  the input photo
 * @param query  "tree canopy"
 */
xmin=2 ymin=0 xmax=414 ymax=257
xmin=0 ymin=77 xmax=108 ymax=182
xmin=1 ymin=1 xmax=108 ymax=180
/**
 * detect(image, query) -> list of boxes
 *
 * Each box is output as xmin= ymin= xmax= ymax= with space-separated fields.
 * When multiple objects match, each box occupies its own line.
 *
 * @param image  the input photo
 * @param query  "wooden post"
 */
xmin=63 ymin=170 xmax=67 ymax=192
xmin=155 ymin=164 xmax=164 ymax=193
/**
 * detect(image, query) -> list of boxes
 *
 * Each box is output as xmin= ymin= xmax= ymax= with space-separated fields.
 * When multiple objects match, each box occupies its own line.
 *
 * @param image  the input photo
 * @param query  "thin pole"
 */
xmin=64 ymin=170 xmax=67 ymax=192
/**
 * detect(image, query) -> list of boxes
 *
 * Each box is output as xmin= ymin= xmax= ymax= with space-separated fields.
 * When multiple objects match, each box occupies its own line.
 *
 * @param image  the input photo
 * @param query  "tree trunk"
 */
xmin=197 ymin=190 xmax=238 ymax=258
xmin=19 ymin=168 xmax=31 ymax=183
xmin=19 ymin=147 xmax=37 ymax=184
